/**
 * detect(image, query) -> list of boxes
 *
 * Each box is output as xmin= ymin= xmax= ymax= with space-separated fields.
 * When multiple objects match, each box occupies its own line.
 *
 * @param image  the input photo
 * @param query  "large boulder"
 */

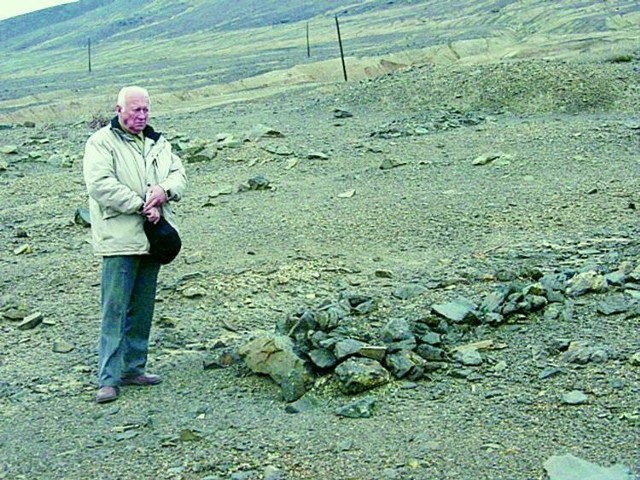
xmin=239 ymin=334 xmax=312 ymax=401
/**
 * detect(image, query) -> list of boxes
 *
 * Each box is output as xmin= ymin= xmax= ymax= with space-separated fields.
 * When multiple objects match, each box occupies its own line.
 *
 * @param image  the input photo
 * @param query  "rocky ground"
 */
xmin=1 ymin=57 xmax=639 ymax=480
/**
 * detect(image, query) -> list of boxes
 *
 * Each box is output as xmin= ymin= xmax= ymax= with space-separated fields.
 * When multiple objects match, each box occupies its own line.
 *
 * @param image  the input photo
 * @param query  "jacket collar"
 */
xmin=110 ymin=116 xmax=161 ymax=141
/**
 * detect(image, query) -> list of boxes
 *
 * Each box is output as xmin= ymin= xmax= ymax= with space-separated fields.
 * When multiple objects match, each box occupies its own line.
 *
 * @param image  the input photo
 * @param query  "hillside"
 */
xmin=0 ymin=1 xmax=639 ymax=480
xmin=0 ymin=0 xmax=638 ymax=122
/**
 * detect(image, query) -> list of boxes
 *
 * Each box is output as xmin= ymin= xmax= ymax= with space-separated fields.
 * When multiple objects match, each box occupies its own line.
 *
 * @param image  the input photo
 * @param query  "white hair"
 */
xmin=116 ymin=86 xmax=150 ymax=108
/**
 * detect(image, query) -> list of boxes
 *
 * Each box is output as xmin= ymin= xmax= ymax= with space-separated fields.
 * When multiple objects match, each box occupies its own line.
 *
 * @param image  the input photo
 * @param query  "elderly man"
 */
xmin=83 ymin=86 xmax=187 ymax=403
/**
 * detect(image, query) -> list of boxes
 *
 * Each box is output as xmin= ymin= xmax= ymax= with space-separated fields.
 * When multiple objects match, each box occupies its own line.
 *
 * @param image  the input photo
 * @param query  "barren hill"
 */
xmin=0 ymin=1 xmax=639 ymax=480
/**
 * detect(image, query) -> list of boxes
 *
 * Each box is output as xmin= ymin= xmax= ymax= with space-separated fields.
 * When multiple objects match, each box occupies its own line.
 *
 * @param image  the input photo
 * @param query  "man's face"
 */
xmin=117 ymin=93 xmax=149 ymax=134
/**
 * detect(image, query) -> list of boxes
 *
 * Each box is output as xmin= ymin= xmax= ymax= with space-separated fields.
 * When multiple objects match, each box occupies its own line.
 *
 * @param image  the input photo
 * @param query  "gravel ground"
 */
xmin=0 ymin=58 xmax=639 ymax=480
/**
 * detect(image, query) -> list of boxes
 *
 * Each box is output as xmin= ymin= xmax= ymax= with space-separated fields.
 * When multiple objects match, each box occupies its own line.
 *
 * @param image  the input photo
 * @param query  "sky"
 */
xmin=0 ymin=0 xmax=78 ymax=21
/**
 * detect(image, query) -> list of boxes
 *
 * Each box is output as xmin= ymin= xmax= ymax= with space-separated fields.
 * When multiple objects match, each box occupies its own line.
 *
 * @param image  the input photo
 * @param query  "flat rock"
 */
xmin=561 ymin=390 xmax=588 ymax=405
xmin=431 ymin=299 xmax=477 ymax=324
xmin=17 ymin=311 xmax=43 ymax=330
xmin=544 ymin=454 xmax=634 ymax=480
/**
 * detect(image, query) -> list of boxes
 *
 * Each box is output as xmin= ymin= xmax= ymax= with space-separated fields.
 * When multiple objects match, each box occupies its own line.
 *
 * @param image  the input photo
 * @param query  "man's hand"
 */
xmin=144 ymin=206 xmax=161 ymax=224
xmin=143 ymin=185 xmax=167 ymax=213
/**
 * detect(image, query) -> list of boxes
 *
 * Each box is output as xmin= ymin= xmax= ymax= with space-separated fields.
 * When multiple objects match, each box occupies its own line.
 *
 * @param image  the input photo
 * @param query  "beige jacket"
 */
xmin=83 ymin=117 xmax=187 ymax=257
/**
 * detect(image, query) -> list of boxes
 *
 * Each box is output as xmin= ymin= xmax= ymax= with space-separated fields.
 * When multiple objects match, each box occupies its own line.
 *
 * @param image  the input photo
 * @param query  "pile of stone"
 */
xmin=237 ymin=260 xmax=640 ymax=402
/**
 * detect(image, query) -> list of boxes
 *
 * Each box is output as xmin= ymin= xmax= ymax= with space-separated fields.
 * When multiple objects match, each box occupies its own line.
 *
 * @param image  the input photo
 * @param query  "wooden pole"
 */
xmin=88 ymin=38 xmax=92 ymax=73
xmin=335 ymin=15 xmax=347 ymax=82
xmin=306 ymin=22 xmax=310 ymax=58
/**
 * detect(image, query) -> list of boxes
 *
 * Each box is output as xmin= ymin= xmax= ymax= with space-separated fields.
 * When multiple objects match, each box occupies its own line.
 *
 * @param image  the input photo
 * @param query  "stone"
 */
xmin=527 ymin=294 xmax=548 ymax=311
xmin=337 ymin=189 xmax=355 ymax=198
xmin=262 ymin=144 xmax=293 ymax=156
xmin=628 ymin=352 xmax=640 ymax=366
xmin=472 ymin=152 xmax=502 ymax=166
xmin=415 ymin=344 xmax=447 ymax=361
xmin=538 ymin=367 xmax=563 ymax=380
xmin=280 ymin=369 xmax=307 ymax=402
xmin=284 ymin=394 xmax=320 ymax=414
xmin=379 ymin=158 xmax=407 ymax=170
xmin=13 ymin=244 xmax=33 ymax=255
xmin=419 ymin=332 xmax=442 ymax=346
xmin=335 ymin=396 xmax=376 ymax=418
xmin=561 ymin=341 xmax=611 ymax=365
xmin=184 ymin=251 xmax=205 ymax=264
xmin=181 ymin=287 xmax=207 ymax=298
xmin=333 ymin=339 xmax=366 ymax=360
xmin=539 ymin=272 xmax=569 ymax=292
xmin=308 ymin=348 xmax=337 ymax=369
xmin=47 ymin=153 xmax=72 ymax=168
xmin=307 ymin=151 xmax=328 ymax=160
xmin=453 ymin=347 xmax=483 ymax=366
xmin=604 ymin=271 xmax=627 ymax=286
xmin=315 ymin=304 xmax=348 ymax=331
xmin=597 ymin=294 xmax=630 ymax=315
xmin=0 ymin=145 xmax=18 ymax=154
xmin=185 ymin=146 xmax=217 ymax=163
xmin=431 ymin=299 xmax=478 ymax=324
xmin=392 ymin=284 xmax=427 ymax=300
xmin=208 ymin=184 xmax=234 ymax=198
xmin=358 ymin=345 xmax=387 ymax=361
xmin=247 ymin=175 xmax=271 ymax=190
xmin=263 ymin=465 xmax=285 ymax=480
xmin=74 ymin=207 xmax=91 ymax=227
xmin=384 ymin=350 xmax=426 ymax=379
xmin=239 ymin=334 xmax=311 ymax=387
xmin=334 ymin=357 xmax=391 ymax=394
xmin=544 ymin=454 xmax=634 ymax=480
xmin=52 ymin=340 xmax=74 ymax=353
xmin=243 ymin=124 xmax=283 ymax=142
xmin=333 ymin=109 xmax=353 ymax=119
xmin=561 ymin=390 xmax=588 ymax=405
xmin=374 ymin=269 xmax=393 ymax=279
xmin=17 ymin=311 xmax=43 ymax=330
xmin=479 ymin=287 xmax=511 ymax=313
xmin=566 ymin=271 xmax=607 ymax=297
xmin=380 ymin=318 xmax=414 ymax=343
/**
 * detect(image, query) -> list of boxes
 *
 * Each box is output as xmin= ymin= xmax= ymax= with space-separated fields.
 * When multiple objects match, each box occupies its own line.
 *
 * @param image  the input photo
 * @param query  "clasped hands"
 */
xmin=142 ymin=185 xmax=168 ymax=224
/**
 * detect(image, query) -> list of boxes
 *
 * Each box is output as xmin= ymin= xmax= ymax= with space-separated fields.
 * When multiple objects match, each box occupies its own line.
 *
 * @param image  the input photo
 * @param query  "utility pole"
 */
xmin=335 ymin=15 xmax=347 ymax=81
